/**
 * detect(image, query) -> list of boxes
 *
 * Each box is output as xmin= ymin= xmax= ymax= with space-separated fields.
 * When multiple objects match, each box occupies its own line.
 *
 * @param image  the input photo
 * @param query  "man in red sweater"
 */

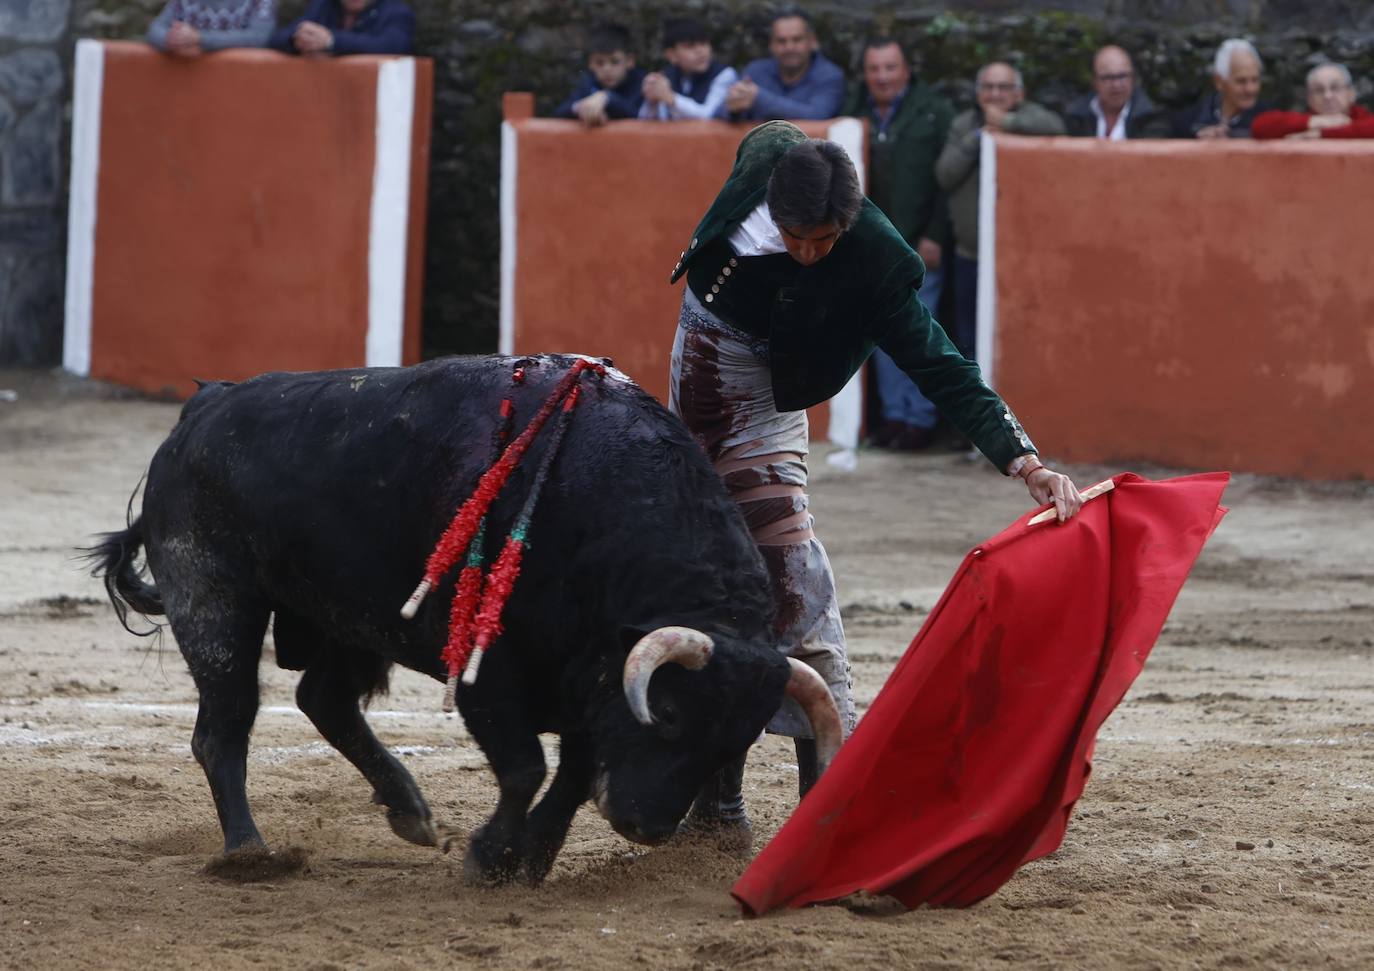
xmin=1253 ymin=62 xmax=1374 ymax=139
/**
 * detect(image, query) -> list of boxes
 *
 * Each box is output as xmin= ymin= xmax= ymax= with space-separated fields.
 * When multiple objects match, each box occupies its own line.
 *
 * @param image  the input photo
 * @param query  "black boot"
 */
xmin=680 ymin=753 xmax=752 ymax=853
xmin=795 ymin=737 xmax=819 ymax=799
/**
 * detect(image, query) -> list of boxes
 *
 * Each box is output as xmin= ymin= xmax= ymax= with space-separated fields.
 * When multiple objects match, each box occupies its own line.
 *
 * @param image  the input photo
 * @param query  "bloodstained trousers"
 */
xmin=668 ymin=288 xmax=857 ymax=738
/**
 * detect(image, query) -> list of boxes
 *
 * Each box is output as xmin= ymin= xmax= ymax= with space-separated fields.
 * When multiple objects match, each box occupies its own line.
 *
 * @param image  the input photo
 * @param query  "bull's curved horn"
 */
xmin=785 ymin=659 xmax=844 ymax=774
xmin=622 ymin=626 xmax=715 ymax=726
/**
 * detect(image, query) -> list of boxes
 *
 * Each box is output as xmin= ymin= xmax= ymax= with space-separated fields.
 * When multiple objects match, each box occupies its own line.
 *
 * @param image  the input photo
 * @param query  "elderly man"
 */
xmin=1253 ymin=63 xmax=1374 ymax=139
xmin=1064 ymin=45 xmax=1170 ymax=139
xmin=667 ymin=121 xmax=1082 ymax=846
xmin=721 ymin=9 xmax=845 ymax=120
xmin=841 ymin=37 xmax=953 ymax=450
xmin=1173 ymin=38 xmax=1270 ymax=138
xmin=270 ymin=0 xmax=414 ymax=56
xmin=935 ymin=63 xmax=1063 ymax=364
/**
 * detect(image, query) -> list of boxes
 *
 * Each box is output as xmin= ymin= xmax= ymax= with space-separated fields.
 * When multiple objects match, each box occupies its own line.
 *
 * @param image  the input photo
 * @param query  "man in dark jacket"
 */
xmin=270 ymin=0 xmax=414 ymax=56
xmin=842 ymin=36 xmax=953 ymax=450
xmin=1172 ymin=38 xmax=1270 ymax=139
xmin=667 ymin=121 xmax=1082 ymax=847
xmin=1064 ymin=45 xmax=1170 ymax=139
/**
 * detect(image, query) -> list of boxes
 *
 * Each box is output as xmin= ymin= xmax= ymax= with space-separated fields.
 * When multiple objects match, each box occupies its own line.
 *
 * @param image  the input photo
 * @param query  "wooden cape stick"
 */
xmin=1027 ymin=477 xmax=1116 ymax=526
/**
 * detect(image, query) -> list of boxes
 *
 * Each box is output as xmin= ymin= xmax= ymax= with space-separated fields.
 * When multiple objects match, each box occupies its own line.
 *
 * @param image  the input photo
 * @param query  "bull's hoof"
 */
xmin=462 ymin=834 xmax=522 ymax=886
xmin=676 ymin=814 xmax=753 ymax=856
xmin=203 ymin=845 xmax=308 ymax=882
xmin=386 ymin=809 xmax=438 ymax=847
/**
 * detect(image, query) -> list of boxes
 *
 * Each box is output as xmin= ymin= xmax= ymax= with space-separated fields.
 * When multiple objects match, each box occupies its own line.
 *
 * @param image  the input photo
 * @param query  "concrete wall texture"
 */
xmin=6 ymin=0 xmax=1374 ymax=369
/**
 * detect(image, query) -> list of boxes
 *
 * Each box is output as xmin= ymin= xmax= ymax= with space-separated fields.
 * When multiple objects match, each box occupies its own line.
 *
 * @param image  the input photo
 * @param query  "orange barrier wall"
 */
xmin=992 ymin=137 xmax=1374 ymax=480
xmin=506 ymin=116 xmax=861 ymax=435
xmin=74 ymin=42 xmax=431 ymax=397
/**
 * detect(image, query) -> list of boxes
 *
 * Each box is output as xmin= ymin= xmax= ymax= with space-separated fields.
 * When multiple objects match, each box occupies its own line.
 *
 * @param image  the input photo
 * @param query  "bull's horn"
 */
xmin=622 ymin=626 xmax=715 ymax=726
xmin=785 ymin=659 xmax=843 ymax=774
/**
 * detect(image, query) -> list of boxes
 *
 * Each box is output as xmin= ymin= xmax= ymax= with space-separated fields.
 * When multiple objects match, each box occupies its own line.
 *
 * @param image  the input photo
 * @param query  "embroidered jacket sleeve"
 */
xmin=870 ymin=266 xmax=1035 ymax=470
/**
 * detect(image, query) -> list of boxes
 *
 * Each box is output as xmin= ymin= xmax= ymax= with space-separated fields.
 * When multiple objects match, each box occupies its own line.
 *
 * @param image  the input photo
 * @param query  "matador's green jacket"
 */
xmin=669 ymin=120 xmax=1036 ymax=472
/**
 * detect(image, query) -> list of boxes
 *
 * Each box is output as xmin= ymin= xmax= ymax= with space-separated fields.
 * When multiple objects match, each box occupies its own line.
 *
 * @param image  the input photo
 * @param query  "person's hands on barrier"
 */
xmin=1195 ymin=124 xmax=1228 ymax=140
xmin=1309 ymin=113 xmax=1350 ymax=130
xmin=642 ymin=72 xmax=672 ymax=107
xmin=293 ymin=21 xmax=333 ymax=54
xmin=725 ymin=78 xmax=758 ymax=114
xmin=1285 ymin=128 xmax=1322 ymax=140
xmin=166 ymin=21 xmax=202 ymax=56
xmin=916 ymin=237 xmax=943 ymax=272
xmin=574 ymin=91 xmax=610 ymax=127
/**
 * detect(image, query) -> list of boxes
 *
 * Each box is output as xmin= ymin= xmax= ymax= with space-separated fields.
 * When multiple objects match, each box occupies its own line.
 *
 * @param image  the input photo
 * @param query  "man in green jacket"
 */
xmin=842 ymin=37 xmax=955 ymax=450
xmin=935 ymin=61 xmax=1065 ymax=360
xmin=668 ymin=120 xmax=1082 ymax=847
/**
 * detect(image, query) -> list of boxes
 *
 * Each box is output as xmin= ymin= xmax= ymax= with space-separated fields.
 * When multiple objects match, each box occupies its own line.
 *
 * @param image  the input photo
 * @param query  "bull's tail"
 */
xmin=82 ymin=515 xmax=164 ymax=636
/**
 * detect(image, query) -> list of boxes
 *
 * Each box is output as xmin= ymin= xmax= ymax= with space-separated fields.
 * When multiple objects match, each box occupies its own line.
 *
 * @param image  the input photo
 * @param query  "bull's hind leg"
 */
xmin=294 ymin=656 xmax=436 ymax=847
xmin=170 ymin=601 xmax=270 ymax=853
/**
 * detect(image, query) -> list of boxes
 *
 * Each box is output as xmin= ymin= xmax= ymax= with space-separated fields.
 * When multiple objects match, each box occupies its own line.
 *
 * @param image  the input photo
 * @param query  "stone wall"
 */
xmin=0 ymin=0 xmax=70 ymax=364
xmin=13 ymin=1 xmax=1374 ymax=363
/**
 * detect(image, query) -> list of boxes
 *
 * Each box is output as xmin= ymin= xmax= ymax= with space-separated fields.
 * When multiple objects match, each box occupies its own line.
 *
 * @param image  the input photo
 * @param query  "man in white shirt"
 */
xmin=1064 ymin=45 xmax=1171 ymax=139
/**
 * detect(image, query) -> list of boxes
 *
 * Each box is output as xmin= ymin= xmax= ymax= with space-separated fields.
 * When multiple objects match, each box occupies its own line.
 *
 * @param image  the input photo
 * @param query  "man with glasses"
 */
xmin=936 ymin=62 xmax=1063 ymax=367
xmin=1064 ymin=45 xmax=1170 ymax=139
xmin=1252 ymin=62 xmax=1374 ymax=140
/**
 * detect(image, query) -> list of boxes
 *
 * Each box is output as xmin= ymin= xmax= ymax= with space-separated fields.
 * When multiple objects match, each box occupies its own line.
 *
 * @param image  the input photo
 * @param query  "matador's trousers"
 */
xmin=668 ymin=288 xmax=857 ymax=738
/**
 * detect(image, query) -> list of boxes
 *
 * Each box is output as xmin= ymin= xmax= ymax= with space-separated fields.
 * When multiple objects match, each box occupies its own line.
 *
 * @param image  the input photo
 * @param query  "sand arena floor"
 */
xmin=1 ymin=367 xmax=1372 ymax=969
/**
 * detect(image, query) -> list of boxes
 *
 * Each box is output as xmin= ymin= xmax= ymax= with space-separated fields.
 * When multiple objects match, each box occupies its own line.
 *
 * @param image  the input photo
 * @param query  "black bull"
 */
xmin=89 ymin=355 xmax=839 ymax=884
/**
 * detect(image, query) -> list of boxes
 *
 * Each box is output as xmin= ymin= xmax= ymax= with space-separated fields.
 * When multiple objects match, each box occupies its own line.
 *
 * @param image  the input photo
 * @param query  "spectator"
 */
xmin=722 ymin=9 xmax=845 ymax=121
xmin=146 ymin=0 xmax=276 ymax=56
xmin=1173 ymin=39 xmax=1269 ymax=138
xmin=935 ymin=62 xmax=1064 ymax=365
xmin=269 ymin=0 xmax=414 ymax=57
xmin=841 ymin=36 xmax=952 ymax=450
xmin=1253 ymin=63 xmax=1374 ymax=140
xmin=1064 ymin=45 xmax=1171 ymax=139
xmin=553 ymin=22 xmax=647 ymax=127
xmin=640 ymin=18 xmax=738 ymax=121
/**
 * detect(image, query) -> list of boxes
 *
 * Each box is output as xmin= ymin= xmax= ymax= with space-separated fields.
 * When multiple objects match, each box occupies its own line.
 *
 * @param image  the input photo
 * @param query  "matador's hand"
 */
xmin=1024 ymin=465 xmax=1083 ymax=523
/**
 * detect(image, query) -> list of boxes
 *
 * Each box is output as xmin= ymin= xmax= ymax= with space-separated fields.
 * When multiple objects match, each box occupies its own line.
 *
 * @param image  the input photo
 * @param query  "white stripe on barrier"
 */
xmin=366 ymin=57 xmax=415 ymax=368
xmin=976 ymin=132 xmax=998 ymax=386
xmin=63 ymin=40 xmax=105 ymax=377
xmin=499 ymin=120 xmax=517 ymax=356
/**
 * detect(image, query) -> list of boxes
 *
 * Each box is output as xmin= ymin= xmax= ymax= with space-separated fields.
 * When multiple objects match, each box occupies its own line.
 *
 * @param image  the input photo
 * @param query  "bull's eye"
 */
xmin=654 ymin=701 xmax=682 ymax=738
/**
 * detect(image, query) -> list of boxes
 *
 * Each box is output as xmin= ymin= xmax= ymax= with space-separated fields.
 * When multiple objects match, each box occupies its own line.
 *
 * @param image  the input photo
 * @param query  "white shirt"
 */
xmin=726 ymin=201 xmax=787 ymax=256
xmin=639 ymin=67 xmax=739 ymax=121
xmin=1090 ymin=96 xmax=1132 ymax=140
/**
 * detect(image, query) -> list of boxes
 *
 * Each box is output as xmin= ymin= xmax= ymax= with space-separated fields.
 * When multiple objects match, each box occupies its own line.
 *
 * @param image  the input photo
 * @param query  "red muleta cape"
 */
xmin=733 ymin=471 xmax=1229 ymax=915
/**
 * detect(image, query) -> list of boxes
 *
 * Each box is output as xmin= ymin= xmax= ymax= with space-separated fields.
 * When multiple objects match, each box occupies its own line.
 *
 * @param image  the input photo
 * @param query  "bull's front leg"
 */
xmin=522 ymin=733 xmax=596 ymax=885
xmin=460 ymin=703 xmax=546 ymax=885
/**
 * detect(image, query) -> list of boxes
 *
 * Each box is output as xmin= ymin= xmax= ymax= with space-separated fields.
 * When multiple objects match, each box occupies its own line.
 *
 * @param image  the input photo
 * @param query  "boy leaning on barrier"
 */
xmin=554 ymin=22 xmax=647 ymax=128
xmin=639 ymin=18 xmax=739 ymax=121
